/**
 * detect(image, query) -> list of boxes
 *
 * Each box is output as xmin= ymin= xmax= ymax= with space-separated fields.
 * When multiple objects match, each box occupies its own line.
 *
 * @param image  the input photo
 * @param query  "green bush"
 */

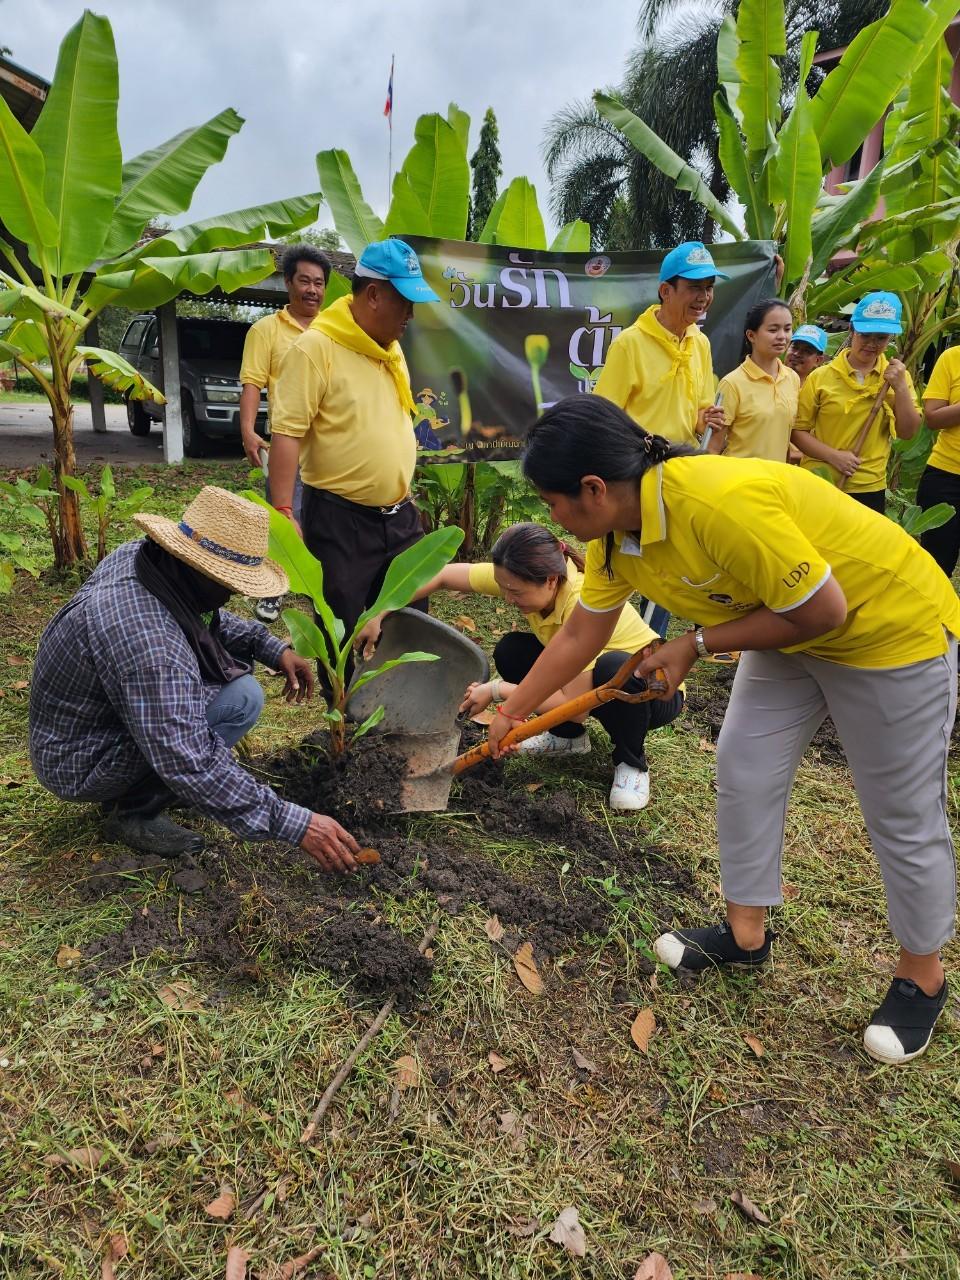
xmin=4 ymin=369 xmax=125 ymax=405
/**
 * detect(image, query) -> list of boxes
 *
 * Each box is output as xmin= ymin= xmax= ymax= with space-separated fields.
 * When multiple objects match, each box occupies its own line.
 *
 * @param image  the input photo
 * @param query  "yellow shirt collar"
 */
xmin=619 ymin=467 xmax=668 ymax=555
xmin=742 ymin=357 xmax=787 ymax=384
xmin=540 ymin=560 xmax=580 ymax=624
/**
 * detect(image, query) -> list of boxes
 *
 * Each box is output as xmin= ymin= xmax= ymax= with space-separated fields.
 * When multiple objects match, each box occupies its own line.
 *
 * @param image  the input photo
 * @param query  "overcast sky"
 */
xmin=6 ymin=0 xmax=643 ymax=237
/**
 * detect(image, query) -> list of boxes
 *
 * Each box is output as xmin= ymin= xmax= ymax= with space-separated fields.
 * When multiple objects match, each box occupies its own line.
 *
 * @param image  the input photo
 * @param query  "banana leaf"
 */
xmin=477 ymin=188 xmax=509 ymax=244
xmin=492 ymin=177 xmax=547 ymax=250
xmin=86 ymin=248 xmax=275 ymax=312
xmin=716 ymin=16 xmax=744 ymax=129
xmin=315 ymin=149 xmax=385 ymax=257
xmin=281 ymin=608 xmax=332 ymax=666
xmin=734 ymin=0 xmax=785 ymax=154
xmin=385 ymin=114 xmax=470 ymax=240
xmin=446 ymin=102 xmax=470 ymax=155
xmin=99 ymin=109 xmax=244 ymax=262
xmin=348 ymin=651 xmax=440 ymax=698
xmin=74 ymin=346 xmax=165 ymax=403
xmin=550 ymin=221 xmax=591 ymax=253
xmin=0 ymin=280 xmax=85 ymax=325
xmin=0 ymin=93 xmax=59 ymax=261
xmin=31 ymin=11 xmax=121 ymax=275
xmin=809 ymin=261 xmax=925 ymax=315
xmin=769 ymin=81 xmax=821 ymax=283
xmin=349 ymin=526 xmax=465 ymax=653
xmin=113 ymin=193 xmax=322 ymax=262
xmin=808 ymin=163 xmax=883 ymax=278
xmin=595 ymin=92 xmax=745 ymax=241
xmin=809 ymin=0 xmax=958 ymax=168
xmin=713 ymin=91 xmax=770 ymax=239
xmin=0 ymin=316 xmax=49 ymax=363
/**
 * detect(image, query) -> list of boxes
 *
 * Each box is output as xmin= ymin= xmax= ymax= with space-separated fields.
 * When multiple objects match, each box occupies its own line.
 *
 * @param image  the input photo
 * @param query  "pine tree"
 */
xmin=468 ymin=108 xmax=503 ymax=240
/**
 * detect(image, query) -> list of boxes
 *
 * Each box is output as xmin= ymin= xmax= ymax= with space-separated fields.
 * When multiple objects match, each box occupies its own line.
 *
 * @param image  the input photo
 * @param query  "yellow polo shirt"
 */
xmin=718 ymin=358 xmax=800 ymax=461
xmin=238 ymin=307 xmax=307 ymax=424
xmin=269 ymin=330 xmax=417 ymax=507
xmin=578 ymin=455 xmax=960 ymax=669
xmin=925 ymin=346 xmax=960 ymax=476
xmin=467 ymin=559 xmax=658 ymax=670
xmin=593 ymin=305 xmax=715 ymax=446
xmin=794 ymin=350 xmax=919 ymax=493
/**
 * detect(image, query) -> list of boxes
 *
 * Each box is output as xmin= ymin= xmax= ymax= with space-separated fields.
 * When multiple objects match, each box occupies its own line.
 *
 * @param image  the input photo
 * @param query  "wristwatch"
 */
xmin=692 ymin=628 xmax=710 ymax=658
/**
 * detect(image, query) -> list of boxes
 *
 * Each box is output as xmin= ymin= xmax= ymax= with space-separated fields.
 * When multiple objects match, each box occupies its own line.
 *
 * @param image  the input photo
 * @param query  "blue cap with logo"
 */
xmin=851 ymin=291 xmax=902 ymax=335
xmin=791 ymin=323 xmax=829 ymax=354
xmin=355 ymin=238 xmax=440 ymax=303
xmin=658 ymin=240 xmax=730 ymax=283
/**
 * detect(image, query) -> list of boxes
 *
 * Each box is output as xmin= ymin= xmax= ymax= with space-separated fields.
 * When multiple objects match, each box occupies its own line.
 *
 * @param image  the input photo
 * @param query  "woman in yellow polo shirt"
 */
xmin=360 ymin=522 xmax=682 ymax=811
xmin=717 ymin=299 xmax=801 ymax=461
xmin=916 ymin=343 xmax=960 ymax=578
xmin=791 ymin=292 xmax=921 ymax=512
xmin=487 ymin=394 xmax=960 ymax=1065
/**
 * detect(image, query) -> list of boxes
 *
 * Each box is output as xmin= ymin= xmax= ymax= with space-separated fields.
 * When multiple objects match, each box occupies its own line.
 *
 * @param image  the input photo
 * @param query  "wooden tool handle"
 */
xmin=838 ymin=380 xmax=890 ymax=493
xmin=451 ymin=665 xmax=668 ymax=777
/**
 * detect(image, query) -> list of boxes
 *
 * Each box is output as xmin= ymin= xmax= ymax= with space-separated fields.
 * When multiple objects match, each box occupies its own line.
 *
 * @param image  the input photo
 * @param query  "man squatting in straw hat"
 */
xmin=28 ymin=487 xmax=360 ymax=873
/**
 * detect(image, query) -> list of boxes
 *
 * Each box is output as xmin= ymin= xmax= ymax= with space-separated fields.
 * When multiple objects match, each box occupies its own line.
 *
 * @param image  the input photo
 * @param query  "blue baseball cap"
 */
xmin=658 ymin=241 xmax=730 ymax=283
xmin=851 ymin=291 xmax=902 ymax=335
xmin=791 ymin=324 xmax=828 ymax=354
xmin=356 ymin=238 xmax=440 ymax=303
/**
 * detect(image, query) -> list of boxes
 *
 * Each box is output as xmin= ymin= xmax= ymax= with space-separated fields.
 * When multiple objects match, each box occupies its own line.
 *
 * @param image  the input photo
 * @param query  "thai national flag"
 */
xmin=383 ymin=57 xmax=394 ymax=121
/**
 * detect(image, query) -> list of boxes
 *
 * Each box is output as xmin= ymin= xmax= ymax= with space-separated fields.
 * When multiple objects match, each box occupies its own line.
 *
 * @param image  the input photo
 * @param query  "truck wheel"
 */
xmin=181 ymin=397 xmax=208 ymax=458
xmin=126 ymin=395 xmax=151 ymax=436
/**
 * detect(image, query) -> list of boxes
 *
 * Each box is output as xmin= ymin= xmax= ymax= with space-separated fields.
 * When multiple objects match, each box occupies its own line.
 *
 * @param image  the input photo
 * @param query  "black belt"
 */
xmin=310 ymin=488 xmax=413 ymax=517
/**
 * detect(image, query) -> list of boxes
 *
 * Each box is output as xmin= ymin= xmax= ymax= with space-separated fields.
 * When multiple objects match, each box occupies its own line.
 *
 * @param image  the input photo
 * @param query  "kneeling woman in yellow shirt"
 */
xmin=487 ymin=394 xmax=960 ymax=1065
xmin=717 ymin=299 xmax=801 ymax=461
xmin=791 ymin=291 xmax=921 ymax=512
xmin=363 ymin=523 xmax=683 ymax=811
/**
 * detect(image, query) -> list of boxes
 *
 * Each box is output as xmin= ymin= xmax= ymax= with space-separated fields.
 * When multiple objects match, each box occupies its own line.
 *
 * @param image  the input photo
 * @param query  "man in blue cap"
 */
xmin=785 ymin=322 xmax=828 ymax=387
xmin=594 ymin=240 xmax=729 ymax=451
xmin=268 ymin=238 xmax=440 ymax=643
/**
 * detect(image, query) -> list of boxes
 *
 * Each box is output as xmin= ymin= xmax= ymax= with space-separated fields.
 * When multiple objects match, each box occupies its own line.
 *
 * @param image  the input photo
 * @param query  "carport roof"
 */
xmin=0 ymin=56 xmax=48 ymax=130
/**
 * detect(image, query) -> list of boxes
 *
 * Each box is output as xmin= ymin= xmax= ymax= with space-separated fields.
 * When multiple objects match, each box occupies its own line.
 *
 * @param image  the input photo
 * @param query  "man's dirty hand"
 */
xmin=301 ymin=814 xmax=360 ymax=873
xmin=278 ymin=648 xmax=315 ymax=703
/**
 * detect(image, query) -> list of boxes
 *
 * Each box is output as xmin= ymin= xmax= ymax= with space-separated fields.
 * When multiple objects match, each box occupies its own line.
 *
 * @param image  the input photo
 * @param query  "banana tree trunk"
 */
xmin=459 ymin=466 xmax=476 ymax=558
xmin=48 ymin=352 xmax=88 ymax=568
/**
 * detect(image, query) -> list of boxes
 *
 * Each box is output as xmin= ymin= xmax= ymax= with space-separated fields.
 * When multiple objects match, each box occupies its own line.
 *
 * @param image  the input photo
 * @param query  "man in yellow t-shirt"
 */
xmin=916 ymin=344 xmax=960 ymax=578
xmin=239 ymin=244 xmax=331 ymax=622
xmin=268 ymin=239 xmax=439 ymax=645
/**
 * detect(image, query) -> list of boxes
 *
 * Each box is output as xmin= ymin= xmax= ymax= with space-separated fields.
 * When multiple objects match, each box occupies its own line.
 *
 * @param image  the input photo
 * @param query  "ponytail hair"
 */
xmin=522 ymin=395 xmax=695 ymax=575
xmin=491 ymin=522 xmax=585 ymax=583
xmin=741 ymin=297 xmax=792 ymax=361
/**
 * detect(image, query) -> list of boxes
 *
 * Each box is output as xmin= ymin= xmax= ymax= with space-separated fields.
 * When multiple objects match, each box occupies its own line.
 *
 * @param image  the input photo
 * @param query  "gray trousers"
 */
xmin=716 ymin=643 xmax=958 ymax=955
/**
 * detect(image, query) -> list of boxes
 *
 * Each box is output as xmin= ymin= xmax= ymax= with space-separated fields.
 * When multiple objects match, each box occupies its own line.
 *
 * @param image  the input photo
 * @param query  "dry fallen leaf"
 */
xmin=204 ymin=1187 xmax=236 ymax=1221
xmin=394 ymin=1055 xmax=420 ymax=1089
xmin=157 ymin=980 xmax=202 ymax=1011
xmin=5 ymin=654 xmax=26 ymax=666
xmin=142 ymin=1133 xmax=179 ymax=1155
xmin=487 ymin=1050 xmax=511 ymax=1073
xmin=693 ymin=1196 xmax=718 ymax=1214
xmin=524 ymin=781 xmax=544 ymax=792
xmin=355 ymin=847 xmax=381 ymax=865
xmin=513 ymin=941 xmax=544 ymax=995
xmin=43 ymin=1146 xmax=104 ymax=1170
xmin=943 ymin=1158 xmax=960 ymax=1182
xmin=225 ymin=1245 xmax=249 ymax=1280
xmin=698 ymin=736 xmax=717 ymax=753
xmin=55 ymin=944 xmax=83 ymax=970
xmin=101 ymin=1234 xmax=128 ymax=1280
xmin=782 ymin=882 xmax=800 ymax=900
xmin=10 ymin=679 xmax=28 ymax=690
xmin=634 ymin=1253 xmax=674 ymax=1280
xmin=723 ymin=1274 xmax=763 ymax=1280
xmin=498 ymin=1110 xmax=527 ymax=1146
xmin=454 ymin=614 xmax=477 ymax=631
xmin=571 ymin=1048 xmax=596 ymax=1073
xmin=484 ymin=915 xmax=505 ymax=942
xmin=730 ymin=1189 xmax=771 ymax=1226
xmin=743 ymin=1034 xmax=764 ymax=1059
xmin=630 ymin=1008 xmax=657 ymax=1053
xmin=277 ymin=1246 xmax=325 ymax=1278
xmin=507 ymin=1217 xmax=540 ymax=1238
xmin=549 ymin=1206 xmax=586 ymax=1257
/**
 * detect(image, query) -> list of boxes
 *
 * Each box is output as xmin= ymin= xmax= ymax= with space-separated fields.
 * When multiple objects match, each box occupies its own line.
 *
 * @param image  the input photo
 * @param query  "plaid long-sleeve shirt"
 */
xmin=29 ymin=541 xmax=311 ymax=846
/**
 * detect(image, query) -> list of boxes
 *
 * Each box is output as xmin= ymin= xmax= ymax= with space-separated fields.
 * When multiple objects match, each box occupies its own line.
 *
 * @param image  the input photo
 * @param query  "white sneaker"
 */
xmin=518 ymin=731 xmax=591 ymax=756
xmin=609 ymin=763 xmax=650 ymax=811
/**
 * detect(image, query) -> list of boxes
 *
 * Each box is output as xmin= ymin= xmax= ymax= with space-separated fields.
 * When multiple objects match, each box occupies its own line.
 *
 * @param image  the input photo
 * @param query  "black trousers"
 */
xmin=493 ymin=631 xmax=684 ymax=770
xmin=917 ymin=464 xmax=960 ymax=580
xmin=850 ymin=489 xmax=886 ymax=514
xmin=301 ymin=486 xmax=427 ymax=656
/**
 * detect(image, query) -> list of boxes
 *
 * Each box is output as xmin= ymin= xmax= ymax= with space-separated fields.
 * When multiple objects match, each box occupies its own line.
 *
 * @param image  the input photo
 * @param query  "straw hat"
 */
xmin=134 ymin=486 xmax=288 ymax=599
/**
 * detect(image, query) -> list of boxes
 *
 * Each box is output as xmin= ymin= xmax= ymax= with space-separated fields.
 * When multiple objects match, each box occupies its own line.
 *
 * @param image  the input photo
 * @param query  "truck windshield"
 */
xmin=179 ymin=324 xmax=248 ymax=361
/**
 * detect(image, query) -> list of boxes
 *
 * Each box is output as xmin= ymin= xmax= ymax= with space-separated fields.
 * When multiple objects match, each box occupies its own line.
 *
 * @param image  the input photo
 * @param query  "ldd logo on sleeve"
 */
xmin=782 ymin=561 xmax=811 ymax=588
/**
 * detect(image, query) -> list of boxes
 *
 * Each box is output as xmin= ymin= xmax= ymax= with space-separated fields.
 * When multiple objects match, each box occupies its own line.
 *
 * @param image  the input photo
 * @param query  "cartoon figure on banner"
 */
xmin=413 ymin=388 xmax=447 ymax=451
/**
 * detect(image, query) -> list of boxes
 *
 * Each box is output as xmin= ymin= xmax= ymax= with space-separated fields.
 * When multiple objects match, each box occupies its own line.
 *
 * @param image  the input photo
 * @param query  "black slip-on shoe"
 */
xmin=102 ymin=810 xmax=205 ymax=859
xmin=863 ymin=977 xmax=949 ymax=1064
xmin=654 ymin=920 xmax=773 ymax=973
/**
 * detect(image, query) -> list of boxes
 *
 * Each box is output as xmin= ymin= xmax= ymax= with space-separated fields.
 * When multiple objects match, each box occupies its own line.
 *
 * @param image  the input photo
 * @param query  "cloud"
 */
xmin=6 ymin=0 xmax=639 ymax=233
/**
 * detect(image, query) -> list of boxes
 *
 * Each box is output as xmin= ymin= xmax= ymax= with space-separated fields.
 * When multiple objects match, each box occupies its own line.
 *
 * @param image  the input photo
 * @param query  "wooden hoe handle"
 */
xmin=452 ymin=648 xmax=668 ymax=778
xmin=838 ymin=380 xmax=890 ymax=493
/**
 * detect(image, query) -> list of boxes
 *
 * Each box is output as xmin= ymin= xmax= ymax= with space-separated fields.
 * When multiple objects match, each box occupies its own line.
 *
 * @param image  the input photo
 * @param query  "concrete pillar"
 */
xmin=157 ymin=301 xmax=183 ymax=464
xmin=85 ymin=316 xmax=107 ymax=433
xmin=859 ymin=120 xmax=884 ymax=179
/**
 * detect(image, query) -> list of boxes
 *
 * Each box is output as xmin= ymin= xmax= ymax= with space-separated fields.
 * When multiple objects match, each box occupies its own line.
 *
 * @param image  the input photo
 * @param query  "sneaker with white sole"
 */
xmin=518 ymin=731 xmax=591 ymax=756
xmin=654 ymin=920 xmax=773 ymax=972
xmin=255 ymin=596 xmax=282 ymax=624
xmin=863 ymin=977 xmax=949 ymax=1064
xmin=609 ymin=763 xmax=650 ymax=811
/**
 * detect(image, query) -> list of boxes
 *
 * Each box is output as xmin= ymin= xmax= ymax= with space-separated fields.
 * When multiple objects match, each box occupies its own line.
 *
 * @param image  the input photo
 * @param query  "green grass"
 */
xmin=0 ymin=390 xmax=48 ymax=404
xmin=0 ymin=463 xmax=958 ymax=1278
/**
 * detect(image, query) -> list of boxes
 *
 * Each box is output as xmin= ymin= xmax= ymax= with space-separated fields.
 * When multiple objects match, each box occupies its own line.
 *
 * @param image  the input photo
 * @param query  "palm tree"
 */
xmin=544 ymin=0 xmax=891 ymax=251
